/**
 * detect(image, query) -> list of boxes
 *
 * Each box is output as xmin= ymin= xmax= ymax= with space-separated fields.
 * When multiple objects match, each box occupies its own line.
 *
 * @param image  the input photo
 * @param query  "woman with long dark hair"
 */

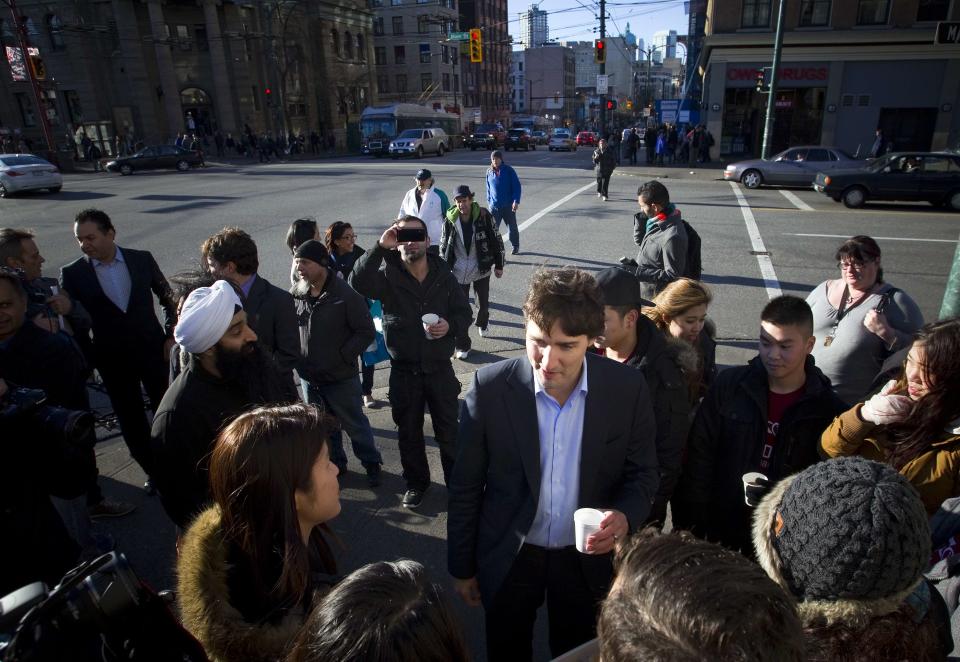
xmin=177 ymin=403 xmax=340 ymax=661
xmin=325 ymin=221 xmax=378 ymax=408
xmin=820 ymin=318 xmax=960 ymax=513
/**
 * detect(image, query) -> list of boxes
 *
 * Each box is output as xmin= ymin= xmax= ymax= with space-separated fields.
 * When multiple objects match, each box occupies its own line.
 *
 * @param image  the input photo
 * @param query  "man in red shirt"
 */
xmin=673 ymin=296 xmax=846 ymax=555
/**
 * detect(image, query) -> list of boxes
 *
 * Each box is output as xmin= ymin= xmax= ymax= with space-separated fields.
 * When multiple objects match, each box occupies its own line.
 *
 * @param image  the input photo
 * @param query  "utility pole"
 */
xmin=598 ymin=0 xmax=606 ymax=131
xmin=760 ymin=0 xmax=786 ymax=160
xmin=6 ymin=0 xmax=57 ymax=160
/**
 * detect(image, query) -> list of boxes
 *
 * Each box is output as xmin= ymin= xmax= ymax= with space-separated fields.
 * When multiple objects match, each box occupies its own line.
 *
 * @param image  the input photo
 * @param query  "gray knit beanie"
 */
xmin=753 ymin=457 xmax=930 ymax=623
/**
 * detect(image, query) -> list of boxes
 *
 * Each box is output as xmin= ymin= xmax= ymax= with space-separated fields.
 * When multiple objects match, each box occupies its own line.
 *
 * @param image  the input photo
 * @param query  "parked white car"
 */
xmin=0 ymin=153 xmax=63 ymax=198
xmin=389 ymin=128 xmax=448 ymax=158
xmin=548 ymin=130 xmax=577 ymax=152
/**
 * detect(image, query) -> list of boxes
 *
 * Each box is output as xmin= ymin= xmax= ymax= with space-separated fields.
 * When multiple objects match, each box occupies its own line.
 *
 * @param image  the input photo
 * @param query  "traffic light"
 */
xmin=265 ymin=87 xmax=273 ymax=106
xmin=755 ymin=67 xmax=770 ymax=93
xmin=469 ymin=28 xmax=482 ymax=63
xmin=29 ymin=55 xmax=46 ymax=80
xmin=606 ymin=99 xmax=617 ymax=111
xmin=594 ymin=39 xmax=605 ymax=64
xmin=625 ymin=99 xmax=633 ymax=110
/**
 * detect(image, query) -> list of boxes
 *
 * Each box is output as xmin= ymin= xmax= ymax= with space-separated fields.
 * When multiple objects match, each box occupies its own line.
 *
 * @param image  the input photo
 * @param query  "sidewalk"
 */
xmin=613 ymin=158 xmax=728 ymax=183
xmin=67 ymin=148 xmax=353 ymax=174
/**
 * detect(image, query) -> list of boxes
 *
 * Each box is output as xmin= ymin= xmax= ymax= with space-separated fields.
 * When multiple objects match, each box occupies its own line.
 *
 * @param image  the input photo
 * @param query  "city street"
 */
xmin=3 ymin=148 xmax=958 ymax=660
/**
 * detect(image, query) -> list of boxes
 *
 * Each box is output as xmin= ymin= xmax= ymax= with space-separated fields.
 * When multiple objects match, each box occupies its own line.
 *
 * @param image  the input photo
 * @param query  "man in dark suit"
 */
xmin=61 ymin=209 xmax=177 ymax=488
xmin=448 ymin=267 xmax=659 ymax=660
xmin=201 ymin=227 xmax=300 ymax=401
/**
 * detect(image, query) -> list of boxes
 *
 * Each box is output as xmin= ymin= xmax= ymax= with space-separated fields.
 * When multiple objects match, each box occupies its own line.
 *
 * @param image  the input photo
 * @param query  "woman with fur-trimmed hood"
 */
xmin=752 ymin=456 xmax=951 ymax=661
xmin=177 ymin=404 xmax=341 ymax=661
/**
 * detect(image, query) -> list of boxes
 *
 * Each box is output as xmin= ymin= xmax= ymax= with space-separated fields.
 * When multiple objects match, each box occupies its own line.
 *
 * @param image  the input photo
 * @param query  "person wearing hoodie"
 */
xmin=485 ymin=150 xmax=522 ymax=255
xmin=593 ymin=266 xmax=696 ymax=527
xmin=633 ymin=180 xmax=688 ymax=302
xmin=439 ymin=185 xmax=505 ymax=360
xmin=673 ymin=295 xmax=847 ymax=555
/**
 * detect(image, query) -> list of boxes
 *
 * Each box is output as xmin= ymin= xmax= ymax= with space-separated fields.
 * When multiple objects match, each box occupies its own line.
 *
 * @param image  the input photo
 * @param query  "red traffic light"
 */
xmin=265 ymin=87 xmax=272 ymax=95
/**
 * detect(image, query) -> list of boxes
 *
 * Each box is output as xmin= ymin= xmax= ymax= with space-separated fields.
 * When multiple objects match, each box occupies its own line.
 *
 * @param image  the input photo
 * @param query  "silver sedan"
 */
xmin=0 ymin=153 xmax=63 ymax=197
xmin=723 ymin=146 xmax=859 ymax=189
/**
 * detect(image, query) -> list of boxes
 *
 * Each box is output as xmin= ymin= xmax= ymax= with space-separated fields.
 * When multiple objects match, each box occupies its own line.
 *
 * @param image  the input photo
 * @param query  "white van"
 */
xmin=389 ymin=128 xmax=449 ymax=158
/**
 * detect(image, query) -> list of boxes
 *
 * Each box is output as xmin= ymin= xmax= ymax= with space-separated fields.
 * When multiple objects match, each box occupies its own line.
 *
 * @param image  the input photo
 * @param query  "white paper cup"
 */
xmin=742 ymin=472 xmax=768 ymax=506
xmin=422 ymin=313 xmax=439 ymax=339
xmin=574 ymin=508 xmax=605 ymax=554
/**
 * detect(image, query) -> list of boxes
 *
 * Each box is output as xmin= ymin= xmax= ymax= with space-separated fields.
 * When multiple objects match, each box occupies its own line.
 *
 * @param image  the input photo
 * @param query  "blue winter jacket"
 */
xmin=485 ymin=164 xmax=522 ymax=210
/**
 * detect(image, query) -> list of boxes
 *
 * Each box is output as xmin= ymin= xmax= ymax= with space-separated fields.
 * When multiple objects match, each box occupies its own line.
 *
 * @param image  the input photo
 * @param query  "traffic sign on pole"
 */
xmin=596 ymin=75 xmax=608 ymax=95
xmin=449 ymin=31 xmax=470 ymax=41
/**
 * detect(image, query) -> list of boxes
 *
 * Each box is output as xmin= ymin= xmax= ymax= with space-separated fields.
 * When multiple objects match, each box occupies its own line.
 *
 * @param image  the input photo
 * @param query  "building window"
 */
xmin=377 ymin=74 xmax=389 ymax=93
xmin=799 ymin=0 xmax=831 ymax=26
xmin=357 ymin=34 xmax=366 ymax=60
xmin=176 ymin=24 xmax=191 ymax=50
xmin=418 ymin=15 xmax=429 ymax=33
xmin=391 ymin=0 xmax=402 ymax=6
xmin=15 ymin=93 xmax=35 ymax=127
xmin=442 ymin=73 xmax=450 ymax=91
xmin=419 ymin=43 xmax=431 ymax=63
xmin=394 ymin=45 xmax=406 ymax=64
xmin=63 ymin=90 xmax=82 ymax=123
xmin=392 ymin=16 xmax=403 ymax=34
xmin=396 ymin=74 xmax=407 ymax=91
xmin=856 ymin=0 xmax=890 ymax=25
xmin=741 ymin=0 xmax=771 ymax=28
xmin=195 ymin=26 xmax=209 ymax=51
xmin=375 ymin=46 xmax=386 ymax=64
xmin=332 ymin=29 xmax=341 ymax=56
xmin=421 ymin=73 xmax=432 ymax=91
xmin=917 ymin=0 xmax=949 ymax=21
xmin=46 ymin=14 xmax=66 ymax=51
xmin=344 ymin=31 xmax=354 ymax=58
xmin=373 ymin=17 xmax=384 ymax=35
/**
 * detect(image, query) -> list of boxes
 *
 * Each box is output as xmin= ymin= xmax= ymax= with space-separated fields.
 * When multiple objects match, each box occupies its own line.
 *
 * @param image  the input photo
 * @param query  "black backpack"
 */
xmin=681 ymin=219 xmax=702 ymax=280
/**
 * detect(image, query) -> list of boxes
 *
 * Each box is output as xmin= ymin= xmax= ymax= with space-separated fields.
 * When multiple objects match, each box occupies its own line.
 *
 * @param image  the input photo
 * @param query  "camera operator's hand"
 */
xmin=378 ymin=224 xmax=399 ymax=251
xmin=45 ymin=292 xmax=73 ymax=316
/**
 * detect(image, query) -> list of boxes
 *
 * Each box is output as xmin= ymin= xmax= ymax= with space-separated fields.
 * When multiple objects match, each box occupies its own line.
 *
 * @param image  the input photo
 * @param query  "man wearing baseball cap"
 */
xmin=397 ymin=168 xmax=449 ymax=253
xmin=440 ymin=184 xmax=505 ymax=359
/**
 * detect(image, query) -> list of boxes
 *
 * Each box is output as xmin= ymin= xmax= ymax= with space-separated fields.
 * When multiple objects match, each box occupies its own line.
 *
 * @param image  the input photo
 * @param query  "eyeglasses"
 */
xmin=837 ymin=259 xmax=874 ymax=271
xmin=340 ymin=234 xmax=357 ymax=241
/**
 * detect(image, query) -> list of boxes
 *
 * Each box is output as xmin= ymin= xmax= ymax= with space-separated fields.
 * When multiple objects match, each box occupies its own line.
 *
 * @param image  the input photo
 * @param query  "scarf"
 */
xmin=645 ymin=203 xmax=677 ymax=234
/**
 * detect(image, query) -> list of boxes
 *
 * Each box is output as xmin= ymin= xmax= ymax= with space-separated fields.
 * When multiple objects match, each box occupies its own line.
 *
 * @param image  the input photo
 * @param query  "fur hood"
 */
xmin=177 ymin=507 xmax=306 ymax=662
xmin=662 ymin=334 xmax=701 ymax=376
xmin=752 ymin=475 xmax=921 ymax=630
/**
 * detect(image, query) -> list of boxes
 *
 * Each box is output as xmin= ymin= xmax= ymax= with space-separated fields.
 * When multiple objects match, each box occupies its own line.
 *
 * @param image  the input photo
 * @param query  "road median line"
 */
xmin=729 ymin=182 xmax=783 ymax=299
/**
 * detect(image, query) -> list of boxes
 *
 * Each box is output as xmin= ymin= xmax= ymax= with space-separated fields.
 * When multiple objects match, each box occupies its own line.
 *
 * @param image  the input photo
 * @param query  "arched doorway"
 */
xmin=180 ymin=87 xmax=216 ymax=136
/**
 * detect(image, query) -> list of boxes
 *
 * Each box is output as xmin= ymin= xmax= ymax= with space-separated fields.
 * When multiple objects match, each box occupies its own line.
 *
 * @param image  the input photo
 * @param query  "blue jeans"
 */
xmin=492 ymin=207 xmax=519 ymax=250
xmin=304 ymin=375 xmax=382 ymax=470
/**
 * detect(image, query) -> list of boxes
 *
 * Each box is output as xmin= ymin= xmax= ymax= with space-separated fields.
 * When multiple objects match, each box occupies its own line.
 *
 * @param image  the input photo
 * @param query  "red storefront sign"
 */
xmin=727 ymin=65 xmax=828 ymax=86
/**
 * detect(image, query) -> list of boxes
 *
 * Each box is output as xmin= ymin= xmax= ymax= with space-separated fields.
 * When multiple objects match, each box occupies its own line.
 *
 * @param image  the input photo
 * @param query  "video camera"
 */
xmin=0 ymin=553 xmax=208 ymax=662
xmin=0 ymin=382 xmax=93 ymax=445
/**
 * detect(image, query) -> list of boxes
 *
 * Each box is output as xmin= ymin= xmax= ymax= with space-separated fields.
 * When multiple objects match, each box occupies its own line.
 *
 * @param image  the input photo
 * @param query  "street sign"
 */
xmin=449 ymin=31 xmax=470 ymax=41
xmin=935 ymin=22 xmax=960 ymax=44
xmin=596 ymin=74 xmax=608 ymax=95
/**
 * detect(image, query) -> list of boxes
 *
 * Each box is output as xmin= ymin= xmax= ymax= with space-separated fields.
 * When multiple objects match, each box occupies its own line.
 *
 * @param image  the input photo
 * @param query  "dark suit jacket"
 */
xmin=448 ymin=353 xmax=659 ymax=606
xmin=60 ymin=247 xmax=176 ymax=368
xmin=244 ymin=274 xmax=300 ymax=399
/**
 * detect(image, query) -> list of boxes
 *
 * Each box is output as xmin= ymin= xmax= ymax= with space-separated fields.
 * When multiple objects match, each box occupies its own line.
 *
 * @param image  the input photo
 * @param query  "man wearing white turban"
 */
xmin=149 ymin=279 xmax=265 ymax=528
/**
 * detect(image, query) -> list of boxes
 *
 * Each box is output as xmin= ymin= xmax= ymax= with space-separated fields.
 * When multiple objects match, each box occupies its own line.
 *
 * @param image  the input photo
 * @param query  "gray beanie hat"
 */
xmin=753 ymin=457 xmax=930 ymax=626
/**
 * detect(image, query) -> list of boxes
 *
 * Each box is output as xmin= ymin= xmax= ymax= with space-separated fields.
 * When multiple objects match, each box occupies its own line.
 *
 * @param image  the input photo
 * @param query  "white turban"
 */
xmin=174 ymin=280 xmax=243 ymax=354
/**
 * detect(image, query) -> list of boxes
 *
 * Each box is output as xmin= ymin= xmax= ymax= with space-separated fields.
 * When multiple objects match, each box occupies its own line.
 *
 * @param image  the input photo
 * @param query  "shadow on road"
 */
xmin=703 ymin=273 xmax=813 ymax=292
xmin=11 ymin=190 xmax=115 ymax=201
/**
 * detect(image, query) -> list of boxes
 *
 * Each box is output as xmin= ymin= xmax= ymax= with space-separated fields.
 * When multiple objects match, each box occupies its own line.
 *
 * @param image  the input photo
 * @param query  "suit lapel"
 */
xmin=503 ymin=360 xmax=542 ymax=499
xmin=578 ymin=356 xmax=608 ymax=503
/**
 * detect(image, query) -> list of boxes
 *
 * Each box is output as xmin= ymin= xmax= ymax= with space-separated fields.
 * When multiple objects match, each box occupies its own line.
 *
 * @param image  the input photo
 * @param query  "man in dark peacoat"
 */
xmin=61 ymin=209 xmax=176 ymax=483
xmin=447 ymin=268 xmax=659 ymax=660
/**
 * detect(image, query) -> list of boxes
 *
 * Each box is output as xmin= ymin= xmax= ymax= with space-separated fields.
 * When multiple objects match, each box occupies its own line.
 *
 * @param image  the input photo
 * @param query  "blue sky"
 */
xmin=506 ymin=0 xmax=690 ymax=56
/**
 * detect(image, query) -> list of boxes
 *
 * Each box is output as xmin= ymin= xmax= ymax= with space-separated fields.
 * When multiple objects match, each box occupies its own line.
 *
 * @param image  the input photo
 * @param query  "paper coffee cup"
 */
xmin=422 ymin=313 xmax=439 ymax=339
xmin=574 ymin=508 xmax=605 ymax=554
xmin=742 ymin=472 xmax=768 ymax=506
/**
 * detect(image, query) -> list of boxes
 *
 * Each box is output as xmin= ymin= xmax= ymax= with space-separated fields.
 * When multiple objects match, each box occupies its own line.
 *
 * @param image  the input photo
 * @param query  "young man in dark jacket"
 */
xmin=594 ymin=266 xmax=696 ymax=527
xmin=633 ymin=180 xmax=688 ymax=301
xmin=350 ymin=216 xmax=472 ymax=509
xmin=593 ymin=139 xmax=617 ymax=201
xmin=673 ymin=296 xmax=847 ymax=555
xmin=292 ymin=240 xmax=382 ymax=486
xmin=440 ymin=184 xmax=505 ymax=358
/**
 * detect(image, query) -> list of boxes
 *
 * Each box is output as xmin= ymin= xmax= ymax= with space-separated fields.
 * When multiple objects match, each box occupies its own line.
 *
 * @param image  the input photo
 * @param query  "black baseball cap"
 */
xmin=454 ymin=185 xmax=474 ymax=199
xmin=595 ymin=266 xmax=654 ymax=307
xmin=416 ymin=168 xmax=432 ymax=180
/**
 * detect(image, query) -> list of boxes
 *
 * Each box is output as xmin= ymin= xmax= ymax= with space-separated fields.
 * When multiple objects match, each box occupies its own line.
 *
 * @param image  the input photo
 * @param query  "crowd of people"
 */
xmin=1 ymin=148 xmax=958 ymax=661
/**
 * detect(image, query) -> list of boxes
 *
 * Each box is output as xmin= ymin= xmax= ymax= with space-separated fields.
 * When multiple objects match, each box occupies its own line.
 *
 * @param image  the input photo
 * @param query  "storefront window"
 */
xmin=742 ymin=0 xmax=771 ymax=28
xmin=856 ymin=0 xmax=889 ymax=25
xmin=917 ymin=0 xmax=949 ymax=22
xmin=721 ymin=86 xmax=825 ymax=156
xmin=799 ymin=0 xmax=831 ymax=27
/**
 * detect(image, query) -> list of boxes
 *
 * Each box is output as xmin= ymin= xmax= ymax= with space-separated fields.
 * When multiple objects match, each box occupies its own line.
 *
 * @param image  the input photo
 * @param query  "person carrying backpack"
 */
xmin=632 ymin=180 xmax=690 ymax=301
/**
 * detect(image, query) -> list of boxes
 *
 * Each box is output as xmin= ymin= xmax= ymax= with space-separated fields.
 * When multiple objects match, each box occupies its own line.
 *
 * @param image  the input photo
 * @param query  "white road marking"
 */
xmin=787 ymin=233 xmax=958 ymax=243
xmin=779 ymin=189 xmax=814 ymax=211
xmin=729 ymin=182 xmax=783 ymax=299
xmin=511 ymin=182 xmax=595 ymax=236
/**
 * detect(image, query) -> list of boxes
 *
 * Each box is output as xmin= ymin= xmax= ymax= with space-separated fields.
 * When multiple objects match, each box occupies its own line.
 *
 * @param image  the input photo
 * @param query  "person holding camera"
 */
xmin=349 ymin=216 xmax=471 ymax=509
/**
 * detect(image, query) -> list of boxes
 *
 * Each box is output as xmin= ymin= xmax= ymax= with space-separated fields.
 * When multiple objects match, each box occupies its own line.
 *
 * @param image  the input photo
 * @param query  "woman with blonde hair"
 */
xmin=644 ymin=277 xmax=716 ymax=400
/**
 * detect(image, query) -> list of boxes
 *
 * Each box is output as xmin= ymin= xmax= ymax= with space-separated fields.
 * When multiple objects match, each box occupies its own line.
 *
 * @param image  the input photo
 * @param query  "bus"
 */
xmin=510 ymin=115 xmax=553 ymax=133
xmin=360 ymin=104 xmax=461 ymax=156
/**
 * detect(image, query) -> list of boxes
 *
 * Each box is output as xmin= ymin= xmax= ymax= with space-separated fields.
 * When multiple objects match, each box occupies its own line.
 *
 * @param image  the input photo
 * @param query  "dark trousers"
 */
xmin=486 ymin=544 xmax=604 ymax=660
xmin=361 ymin=362 xmax=375 ymax=396
xmin=305 ymin=376 xmax=382 ymax=470
xmin=456 ymin=277 xmax=490 ymax=351
xmin=596 ymin=172 xmax=611 ymax=197
xmin=388 ymin=361 xmax=460 ymax=491
xmin=491 ymin=207 xmax=519 ymax=251
xmin=97 ymin=352 xmax=168 ymax=477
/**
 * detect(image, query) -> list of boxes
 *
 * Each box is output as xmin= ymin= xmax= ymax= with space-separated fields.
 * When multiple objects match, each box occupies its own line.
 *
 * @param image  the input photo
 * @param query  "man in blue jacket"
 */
xmin=485 ymin=150 xmax=522 ymax=255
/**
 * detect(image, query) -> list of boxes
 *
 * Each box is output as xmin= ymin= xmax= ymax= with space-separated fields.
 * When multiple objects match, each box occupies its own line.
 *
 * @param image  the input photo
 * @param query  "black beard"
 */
xmin=214 ymin=342 xmax=282 ymax=403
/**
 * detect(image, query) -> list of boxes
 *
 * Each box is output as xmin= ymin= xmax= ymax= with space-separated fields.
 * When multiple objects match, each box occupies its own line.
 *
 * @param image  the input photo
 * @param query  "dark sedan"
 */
xmin=505 ymin=128 xmax=534 ymax=151
xmin=106 ymin=145 xmax=203 ymax=175
xmin=813 ymin=152 xmax=960 ymax=210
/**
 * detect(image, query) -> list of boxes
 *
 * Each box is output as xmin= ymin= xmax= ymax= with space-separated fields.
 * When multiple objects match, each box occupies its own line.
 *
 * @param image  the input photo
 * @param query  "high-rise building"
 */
xmin=518 ymin=4 xmax=548 ymax=49
xmin=651 ymin=29 xmax=678 ymax=64
xmin=510 ymin=51 xmax=526 ymax=113
xmin=522 ymin=45 xmax=575 ymax=121
xmin=459 ymin=0 xmax=510 ymax=125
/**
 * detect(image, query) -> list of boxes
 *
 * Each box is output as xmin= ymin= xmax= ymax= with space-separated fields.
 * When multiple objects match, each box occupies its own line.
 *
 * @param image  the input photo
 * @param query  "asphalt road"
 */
xmin=2 ymin=148 xmax=957 ymax=660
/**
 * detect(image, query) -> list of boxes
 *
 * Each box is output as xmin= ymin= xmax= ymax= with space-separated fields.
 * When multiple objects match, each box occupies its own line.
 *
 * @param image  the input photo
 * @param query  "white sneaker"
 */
xmin=597 ymin=192 xmax=602 ymax=198
xmin=602 ymin=196 xmax=608 ymax=201
xmin=454 ymin=349 xmax=470 ymax=360
xmin=478 ymin=327 xmax=487 ymax=338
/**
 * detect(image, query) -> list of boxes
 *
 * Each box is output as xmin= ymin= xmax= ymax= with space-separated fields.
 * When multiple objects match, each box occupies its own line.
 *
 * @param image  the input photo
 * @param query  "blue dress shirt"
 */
xmin=526 ymin=360 xmax=589 ymax=549
xmin=92 ymin=248 xmax=132 ymax=313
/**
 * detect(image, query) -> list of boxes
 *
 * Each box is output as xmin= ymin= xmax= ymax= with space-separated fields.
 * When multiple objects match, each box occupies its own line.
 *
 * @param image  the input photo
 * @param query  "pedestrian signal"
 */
xmin=606 ymin=99 xmax=617 ymax=111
